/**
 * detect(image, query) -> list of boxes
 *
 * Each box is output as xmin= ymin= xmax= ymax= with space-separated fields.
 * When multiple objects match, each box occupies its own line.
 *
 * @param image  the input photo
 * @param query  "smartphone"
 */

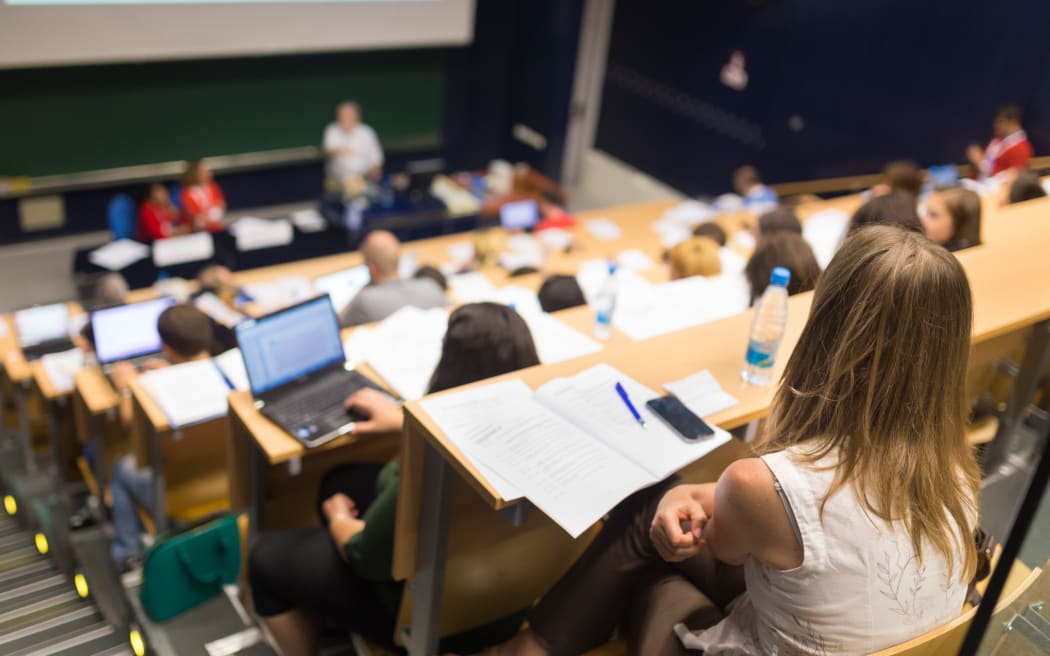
xmin=646 ymin=396 xmax=715 ymax=441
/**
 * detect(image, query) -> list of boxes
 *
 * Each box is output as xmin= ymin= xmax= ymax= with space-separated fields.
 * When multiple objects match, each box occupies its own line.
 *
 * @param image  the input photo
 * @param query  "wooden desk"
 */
xmin=394 ymin=198 xmax=1050 ymax=653
xmin=29 ymin=359 xmax=79 ymax=482
xmin=72 ymin=366 xmax=124 ymax=500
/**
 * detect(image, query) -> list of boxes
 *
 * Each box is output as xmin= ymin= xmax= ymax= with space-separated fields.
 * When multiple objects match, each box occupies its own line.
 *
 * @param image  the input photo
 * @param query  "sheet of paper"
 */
xmin=243 ymin=276 xmax=313 ymax=312
xmin=521 ymin=312 xmax=603 ymax=365
xmin=234 ymin=218 xmax=294 ymax=252
xmin=498 ymin=251 xmax=544 ymax=272
xmin=651 ymin=219 xmax=692 ymax=249
xmin=535 ymin=363 xmax=731 ymax=481
xmin=576 ymin=259 xmax=635 ymax=306
xmin=495 ymin=286 xmax=543 ymax=316
xmin=40 ymin=348 xmax=85 ymax=394
xmin=586 ymin=218 xmax=623 ymax=241
xmin=213 ymin=348 xmax=250 ymax=392
xmin=664 ymin=370 xmax=740 ymax=418
xmin=447 ymin=242 xmax=475 ymax=264
xmin=153 ymin=233 xmax=214 ymax=267
xmin=802 ymin=208 xmax=850 ymax=269
xmin=421 ymin=379 xmax=653 ymax=537
xmin=537 ymin=228 xmax=573 ymax=251
xmin=343 ymin=326 xmax=376 ymax=367
xmin=661 ymin=201 xmax=717 ymax=227
xmin=617 ymin=248 xmax=655 ymax=272
xmin=731 ymin=230 xmax=756 ymax=252
xmin=291 ymin=209 xmax=327 ymax=233
xmin=0 ymin=318 xmax=7 ymax=337
xmin=88 ymin=239 xmax=150 ymax=271
xmin=193 ymin=292 xmax=247 ymax=328
xmin=362 ymin=307 xmax=448 ymax=400
xmin=448 ymin=272 xmax=498 ymax=304
xmin=139 ymin=359 xmax=231 ymax=428
xmin=718 ymin=248 xmax=747 ymax=275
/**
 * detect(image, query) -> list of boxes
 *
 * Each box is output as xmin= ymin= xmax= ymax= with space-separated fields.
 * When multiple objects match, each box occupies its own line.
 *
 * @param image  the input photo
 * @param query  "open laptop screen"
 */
xmin=236 ymin=296 xmax=345 ymax=395
xmin=313 ymin=265 xmax=371 ymax=313
xmin=92 ymin=297 xmax=177 ymax=365
xmin=500 ymin=199 xmax=539 ymax=231
xmin=14 ymin=303 xmax=70 ymax=348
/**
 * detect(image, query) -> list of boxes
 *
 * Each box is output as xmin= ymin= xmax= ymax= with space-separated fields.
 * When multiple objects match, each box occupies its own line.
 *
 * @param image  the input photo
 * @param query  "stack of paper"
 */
xmin=139 ymin=360 xmax=232 ymax=428
xmin=40 ymin=348 xmax=85 ymax=394
xmin=153 ymin=233 xmax=215 ymax=267
xmin=213 ymin=348 xmax=250 ymax=391
xmin=88 ymin=239 xmax=150 ymax=271
xmin=243 ymin=276 xmax=312 ymax=313
xmin=290 ymin=209 xmax=327 ymax=233
xmin=617 ymin=249 xmax=655 ymax=272
xmin=420 ymin=364 xmax=731 ymax=537
xmin=664 ymin=370 xmax=740 ymax=418
xmin=586 ymin=219 xmax=623 ymax=241
xmin=802 ymin=208 xmax=850 ymax=269
xmin=232 ymin=218 xmax=294 ymax=252
xmin=193 ymin=293 xmax=247 ymax=328
xmin=521 ymin=312 xmax=602 ymax=364
xmin=351 ymin=307 xmax=449 ymax=401
xmin=448 ymin=272 xmax=499 ymax=304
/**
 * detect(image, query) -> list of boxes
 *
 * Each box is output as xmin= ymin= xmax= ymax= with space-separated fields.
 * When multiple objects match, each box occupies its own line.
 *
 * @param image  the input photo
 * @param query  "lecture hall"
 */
xmin=1 ymin=1 xmax=1049 ymax=655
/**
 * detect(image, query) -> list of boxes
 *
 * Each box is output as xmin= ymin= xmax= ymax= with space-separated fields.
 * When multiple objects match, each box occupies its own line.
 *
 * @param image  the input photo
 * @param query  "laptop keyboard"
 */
xmin=269 ymin=376 xmax=355 ymax=426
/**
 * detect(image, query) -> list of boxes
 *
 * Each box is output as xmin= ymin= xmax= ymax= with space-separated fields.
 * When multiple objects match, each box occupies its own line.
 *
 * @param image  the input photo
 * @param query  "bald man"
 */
xmin=339 ymin=230 xmax=449 ymax=327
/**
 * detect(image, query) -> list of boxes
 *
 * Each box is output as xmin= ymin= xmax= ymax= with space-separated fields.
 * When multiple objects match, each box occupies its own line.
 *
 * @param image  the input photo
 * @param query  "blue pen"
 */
xmin=615 ymin=382 xmax=647 ymax=428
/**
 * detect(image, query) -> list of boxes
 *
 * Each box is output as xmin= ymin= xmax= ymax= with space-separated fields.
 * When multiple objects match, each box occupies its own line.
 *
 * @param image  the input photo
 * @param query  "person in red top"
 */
xmin=137 ymin=183 xmax=188 ymax=241
xmin=968 ymin=104 xmax=1033 ymax=179
xmin=180 ymin=159 xmax=226 ymax=232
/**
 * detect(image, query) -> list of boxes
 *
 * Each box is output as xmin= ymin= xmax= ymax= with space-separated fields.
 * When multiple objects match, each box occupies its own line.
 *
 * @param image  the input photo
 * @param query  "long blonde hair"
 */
xmin=759 ymin=225 xmax=980 ymax=580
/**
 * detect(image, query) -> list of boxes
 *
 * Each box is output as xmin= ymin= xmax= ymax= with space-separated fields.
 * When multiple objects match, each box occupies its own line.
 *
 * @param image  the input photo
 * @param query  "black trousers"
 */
xmin=527 ymin=478 xmax=747 ymax=656
xmin=248 ymin=463 xmax=398 ymax=646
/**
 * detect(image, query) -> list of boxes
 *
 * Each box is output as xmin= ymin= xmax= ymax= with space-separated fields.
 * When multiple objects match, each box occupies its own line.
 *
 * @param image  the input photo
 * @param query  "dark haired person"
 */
xmin=1006 ymin=169 xmax=1048 ymax=205
xmin=249 ymin=303 xmax=541 ymax=656
xmin=744 ymin=233 xmax=821 ymax=305
xmin=968 ymin=104 xmax=1033 ymax=178
xmin=692 ymin=222 xmax=727 ymax=247
xmin=138 ymin=182 xmax=188 ymax=241
xmin=754 ymin=207 xmax=802 ymax=239
xmin=922 ymin=187 xmax=982 ymax=252
xmin=496 ymin=226 xmax=980 ymax=656
xmin=732 ymin=165 xmax=778 ymax=208
xmin=414 ymin=265 xmax=449 ymax=291
xmin=538 ymin=275 xmax=586 ymax=313
xmin=871 ymin=160 xmax=924 ymax=199
xmin=180 ymin=159 xmax=226 ymax=232
xmin=108 ymin=304 xmax=214 ymax=568
xmin=847 ymin=191 xmax=922 ymax=236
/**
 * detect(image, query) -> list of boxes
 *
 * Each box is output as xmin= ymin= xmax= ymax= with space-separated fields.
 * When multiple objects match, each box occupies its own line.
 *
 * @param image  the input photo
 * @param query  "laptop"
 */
xmin=15 ymin=303 xmax=75 ymax=360
xmin=235 ymin=295 xmax=387 ymax=447
xmin=313 ymin=265 xmax=371 ymax=313
xmin=928 ymin=164 xmax=960 ymax=190
xmin=91 ymin=297 xmax=177 ymax=369
xmin=500 ymin=199 xmax=540 ymax=231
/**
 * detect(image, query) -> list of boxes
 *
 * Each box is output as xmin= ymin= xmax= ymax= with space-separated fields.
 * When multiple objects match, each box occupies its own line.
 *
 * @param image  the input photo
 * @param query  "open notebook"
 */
xmin=138 ymin=350 xmax=249 ymax=428
xmin=420 ymin=363 xmax=731 ymax=537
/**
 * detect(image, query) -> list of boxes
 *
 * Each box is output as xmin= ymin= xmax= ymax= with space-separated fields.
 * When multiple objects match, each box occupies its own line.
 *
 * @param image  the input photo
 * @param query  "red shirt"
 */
xmin=180 ymin=181 xmax=226 ymax=232
xmin=986 ymin=130 xmax=1033 ymax=176
xmin=137 ymin=202 xmax=185 ymax=241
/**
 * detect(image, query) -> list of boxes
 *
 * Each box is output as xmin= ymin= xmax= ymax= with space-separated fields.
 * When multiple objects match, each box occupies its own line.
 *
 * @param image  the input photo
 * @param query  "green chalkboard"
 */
xmin=0 ymin=49 xmax=446 ymax=177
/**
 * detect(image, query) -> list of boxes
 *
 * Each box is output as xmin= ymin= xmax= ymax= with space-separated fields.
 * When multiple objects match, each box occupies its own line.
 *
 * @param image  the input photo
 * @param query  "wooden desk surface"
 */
xmin=29 ymin=360 xmax=65 ymax=401
xmin=129 ymin=376 xmax=171 ymax=434
xmin=74 ymin=366 xmax=120 ymax=417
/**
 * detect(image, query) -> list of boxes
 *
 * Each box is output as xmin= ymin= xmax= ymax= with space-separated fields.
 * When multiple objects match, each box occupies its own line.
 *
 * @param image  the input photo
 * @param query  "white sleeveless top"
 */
xmin=674 ymin=448 xmax=969 ymax=655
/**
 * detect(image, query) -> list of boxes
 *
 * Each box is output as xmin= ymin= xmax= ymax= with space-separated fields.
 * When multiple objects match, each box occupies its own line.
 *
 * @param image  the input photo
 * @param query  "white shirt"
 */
xmin=323 ymin=122 xmax=384 ymax=180
xmin=676 ymin=447 xmax=970 ymax=655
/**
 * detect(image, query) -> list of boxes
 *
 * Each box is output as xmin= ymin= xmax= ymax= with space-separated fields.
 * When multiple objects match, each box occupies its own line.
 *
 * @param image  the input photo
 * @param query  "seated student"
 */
xmin=669 ymin=237 xmax=722 ymax=280
xmin=414 ymin=265 xmax=449 ymax=291
xmin=137 ymin=183 xmax=188 ymax=241
xmin=922 ymin=187 xmax=982 ymax=252
xmin=870 ymin=160 xmax=924 ymax=199
xmin=968 ymin=104 xmax=1033 ymax=179
xmin=538 ymin=275 xmax=587 ymax=313
xmin=733 ymin=165 xmax=778 ymax=208
xmin=753 ymin=206 xmax=802 ymax=239
xmin=847 ymin=191 xmax=923 ymax=236
xmin=340 ymin=230 xmax=449 ymax=327
xmin=107 ymin=304 xmax=214 ymax=568
xmin=692 ymin=222 xmax=727 ymax=247
xmin=744 ymin=233 xmax=821 ymax=305
xmin=249 ymin=303 xmax=541 ymax=656
xmin=77 ymin=273 xmax=131 ymax=352
xmin=497 ymin=226 xmax=980 ymax=656
xmin=1006 ymin=169 xmax=1048 ymax=204
xmin=180 ymin=159 xmax=226 ymax=233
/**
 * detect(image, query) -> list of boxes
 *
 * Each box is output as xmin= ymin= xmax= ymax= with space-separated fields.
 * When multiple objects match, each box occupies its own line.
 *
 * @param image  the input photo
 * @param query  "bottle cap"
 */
xmin=607 ymin=261 xmax=618 ymax=275
xmin=771 ymin=266 xmax=791 ymax=287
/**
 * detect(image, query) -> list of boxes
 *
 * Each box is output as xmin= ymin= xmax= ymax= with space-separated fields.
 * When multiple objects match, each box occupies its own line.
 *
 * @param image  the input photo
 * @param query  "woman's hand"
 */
xmin=650 ymin=485 xmax=707 ymax=562
xmin=321 ymin=493 xmax=359 ymax=522
xmin=345 ymin=388 xmax=403 ymax=434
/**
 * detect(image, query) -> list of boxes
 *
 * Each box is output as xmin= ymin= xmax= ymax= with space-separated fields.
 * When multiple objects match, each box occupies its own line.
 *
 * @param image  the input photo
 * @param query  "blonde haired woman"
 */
xmin=499 ymin=225 xmax=980 ymax=655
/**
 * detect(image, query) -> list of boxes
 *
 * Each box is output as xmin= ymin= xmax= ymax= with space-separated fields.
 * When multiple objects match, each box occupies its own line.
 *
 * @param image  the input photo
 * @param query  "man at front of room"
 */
xmin=324 ymin=100 xmax=384 ymax=186
xmin=968 ymin=104 xmax=1033 ymax=179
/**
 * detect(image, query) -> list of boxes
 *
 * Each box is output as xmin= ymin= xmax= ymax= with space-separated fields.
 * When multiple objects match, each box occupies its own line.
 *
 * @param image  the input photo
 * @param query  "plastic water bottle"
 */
xmin=593 ymin=262 xmax=618 ymax=340
xmin=741 ymin=266 xmax=791 ymax=385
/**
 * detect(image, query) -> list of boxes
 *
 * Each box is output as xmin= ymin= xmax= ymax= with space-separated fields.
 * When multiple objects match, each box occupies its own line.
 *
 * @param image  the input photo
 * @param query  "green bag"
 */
xmin=140 ymin=513 xmax=241 ymax=622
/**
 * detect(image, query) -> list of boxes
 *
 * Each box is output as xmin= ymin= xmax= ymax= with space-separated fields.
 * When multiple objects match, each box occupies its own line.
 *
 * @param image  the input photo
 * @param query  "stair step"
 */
xmin=0 ymin=559 xmax=53 ymax=588
xmin=0 ymin=608 xmax=106 ymax=656
xmin=0 ymin=594 xmax=83 ymax=636
xmin=48 ymin=625 xmax=130 ymax=656
xmin=0 ymin=574 xmax=71 ymax=614
xmin=0 ymin=548 xmax=43 ymax=575
xmin=0 ymin=531 xmax=34 ymax=551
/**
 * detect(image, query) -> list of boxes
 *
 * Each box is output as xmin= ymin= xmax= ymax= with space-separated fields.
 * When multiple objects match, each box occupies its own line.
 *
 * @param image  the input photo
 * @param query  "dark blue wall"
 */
xmin=596 ymin=0 xmax=1050 ymax=196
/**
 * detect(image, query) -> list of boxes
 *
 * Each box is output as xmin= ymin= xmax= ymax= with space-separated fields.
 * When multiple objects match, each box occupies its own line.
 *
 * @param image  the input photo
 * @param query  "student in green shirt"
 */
xmin=249 ymin=302 xmax=541 ymax=656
